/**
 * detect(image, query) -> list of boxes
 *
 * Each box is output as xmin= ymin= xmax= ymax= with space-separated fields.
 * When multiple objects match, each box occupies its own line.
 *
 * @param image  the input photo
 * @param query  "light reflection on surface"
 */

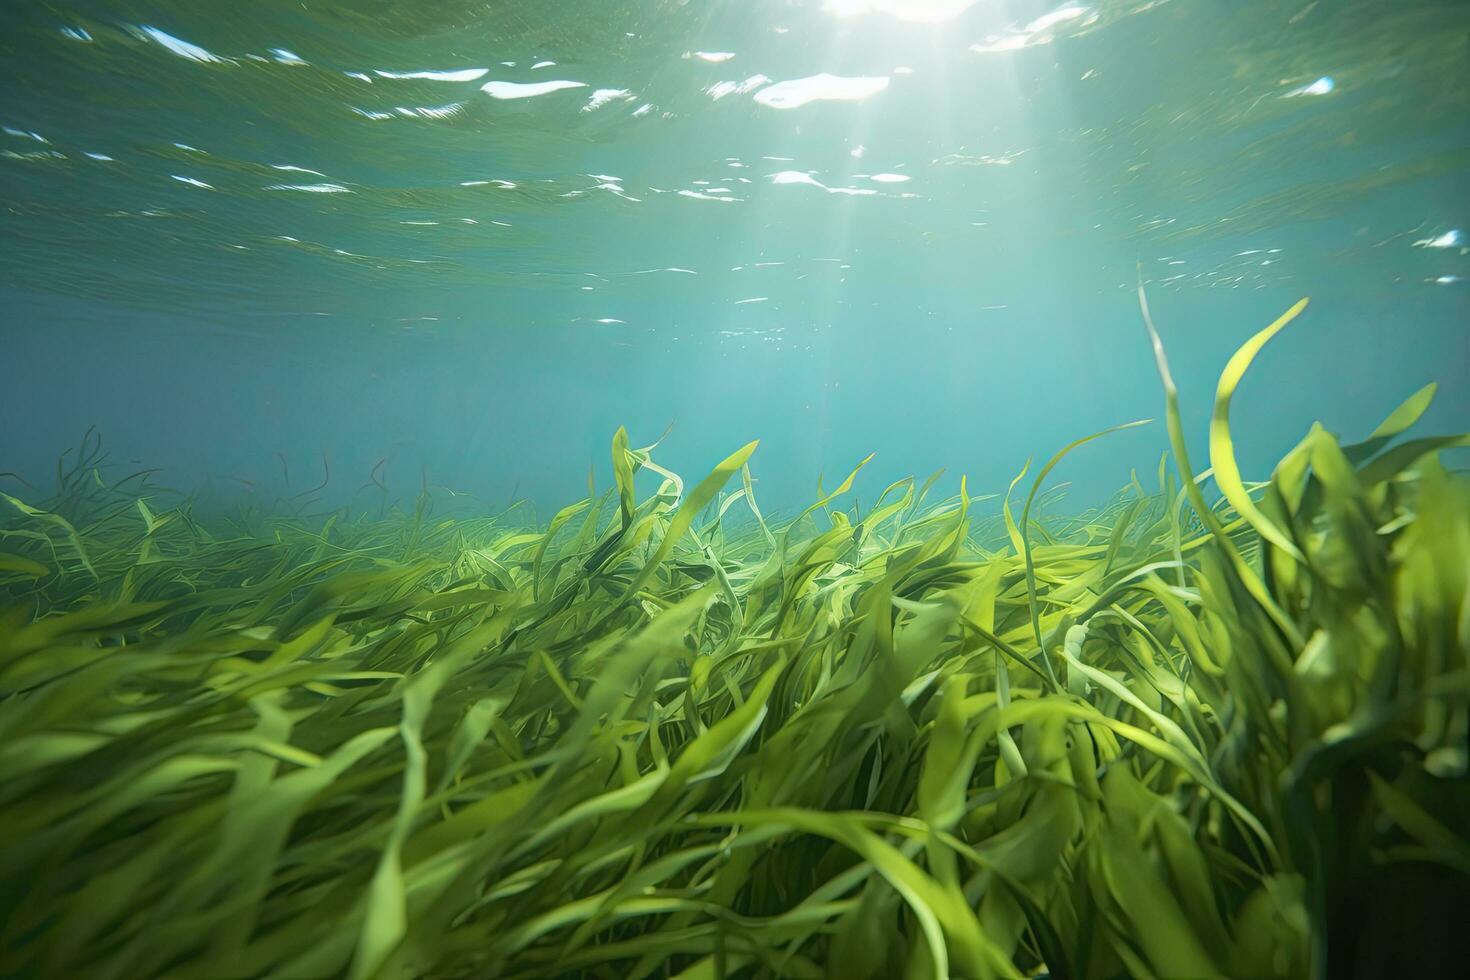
xmin=1415 ymin=230 xmax=1462 ymax=249
xmin=584 ymin=88 xmax=634 ymax=112
xmin=134 ymin=26 xmax=230 ymax=64
xmin=481 ymin=79 xmax=586 ymax=99
xmin=1282 ymin=75 xmax=1335 ymax=98
xmin=969 ymin=5 xmax=1095 ymax=54
xmin=753 ymin=74 xmax=890 ymax=109
xmin=706 ymin=75 xmax=771 ymax=100
xmin=375 ymin=68 xmax=488 ymax=81
xmin=0 ymin=0 xmax=1460 ymax=334
xmin=266 ymin=183 xmax=352 ymax=193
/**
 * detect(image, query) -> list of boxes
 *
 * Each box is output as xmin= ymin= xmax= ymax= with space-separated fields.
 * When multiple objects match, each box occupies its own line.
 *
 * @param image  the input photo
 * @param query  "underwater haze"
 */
xmin=2 ymin=3 xmax=1470 ymax=980
xmin=2 ymin=0 xmax=1465 ymax=507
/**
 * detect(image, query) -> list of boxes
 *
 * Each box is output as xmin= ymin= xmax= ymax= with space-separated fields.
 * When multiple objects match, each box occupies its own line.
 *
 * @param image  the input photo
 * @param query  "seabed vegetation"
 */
xmin=1 ymin=296 xmax=1466 ymax=980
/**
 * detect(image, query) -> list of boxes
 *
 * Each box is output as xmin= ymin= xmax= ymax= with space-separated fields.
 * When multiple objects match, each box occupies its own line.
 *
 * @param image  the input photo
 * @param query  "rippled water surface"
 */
xmin=2 ymin=0 xmax=1467 ymax=504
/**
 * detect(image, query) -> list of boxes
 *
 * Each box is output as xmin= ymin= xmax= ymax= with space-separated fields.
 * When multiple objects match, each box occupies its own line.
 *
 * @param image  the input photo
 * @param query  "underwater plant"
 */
xmin=0 ymin=296 xmax=1466 ymax=979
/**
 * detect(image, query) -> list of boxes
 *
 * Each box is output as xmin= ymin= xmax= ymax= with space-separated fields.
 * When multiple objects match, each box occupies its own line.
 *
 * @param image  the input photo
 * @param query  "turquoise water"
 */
xmin=2 ymin=0 xmax=1466 ymax=510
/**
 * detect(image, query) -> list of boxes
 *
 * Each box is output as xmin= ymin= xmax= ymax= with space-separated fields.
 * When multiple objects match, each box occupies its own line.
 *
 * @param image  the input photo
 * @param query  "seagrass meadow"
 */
xmin=0 ymin=294 xmax=1466 ymax=980
xmin=6 ymin=0 xmax=1470 ymax=975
